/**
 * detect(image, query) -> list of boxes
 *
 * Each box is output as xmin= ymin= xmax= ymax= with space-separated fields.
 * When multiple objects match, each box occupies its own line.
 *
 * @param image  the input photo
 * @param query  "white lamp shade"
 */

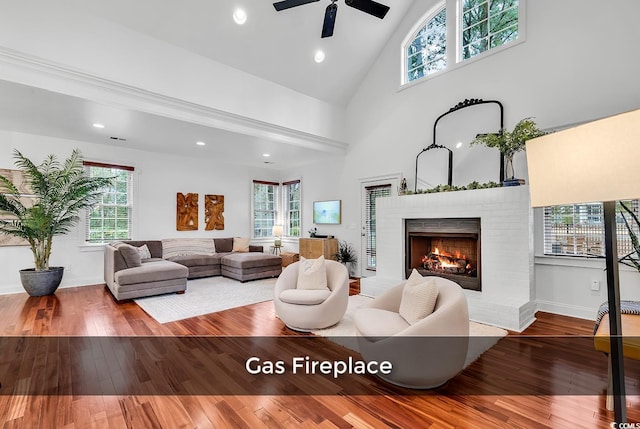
xmin=526 ymin=109 xmax=640 ymax=207
xmin=272 ymin=225 xmax=284 ymax=236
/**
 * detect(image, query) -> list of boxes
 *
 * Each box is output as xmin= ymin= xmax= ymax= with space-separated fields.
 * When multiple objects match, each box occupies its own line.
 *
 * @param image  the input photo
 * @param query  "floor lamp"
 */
xmin=526 ymin=108 xmax=640 ymax=423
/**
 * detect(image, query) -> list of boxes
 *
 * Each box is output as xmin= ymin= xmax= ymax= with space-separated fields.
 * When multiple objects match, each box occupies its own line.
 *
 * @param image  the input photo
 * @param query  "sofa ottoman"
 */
xmin=111 ymin=260 xmax=188 ymax=300
xmin=221 ymin=253 xmax=282 ymax=282
xmin=165 ymin=253 xmax=225 ymax=279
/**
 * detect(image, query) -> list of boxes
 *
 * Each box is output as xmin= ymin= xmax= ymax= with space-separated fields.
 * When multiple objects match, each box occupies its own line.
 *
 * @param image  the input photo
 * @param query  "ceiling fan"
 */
xmin=273 ymin=0 xmax=390 ymax=38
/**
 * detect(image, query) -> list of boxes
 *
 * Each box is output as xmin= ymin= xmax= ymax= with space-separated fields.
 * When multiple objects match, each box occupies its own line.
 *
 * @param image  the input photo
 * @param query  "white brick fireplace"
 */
xmin=361 ymin=186 xmax=536 ymax=331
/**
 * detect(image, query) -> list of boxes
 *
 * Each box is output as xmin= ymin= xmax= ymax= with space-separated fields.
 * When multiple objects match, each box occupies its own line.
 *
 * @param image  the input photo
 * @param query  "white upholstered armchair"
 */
xmin=354 ymin=276 xmax=469 ymax=388
xmin=274 ymin=259 xmax=349 ymax=331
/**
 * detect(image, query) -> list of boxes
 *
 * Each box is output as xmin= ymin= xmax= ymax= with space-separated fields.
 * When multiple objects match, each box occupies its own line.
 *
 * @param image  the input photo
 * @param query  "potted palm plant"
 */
xmin=334 ymin=240 xmax=358 ymax=276
xmin=470 ymin=117 xmax=546 ymax=185
xmin=0 ymin=149 xmax=113 ymax=296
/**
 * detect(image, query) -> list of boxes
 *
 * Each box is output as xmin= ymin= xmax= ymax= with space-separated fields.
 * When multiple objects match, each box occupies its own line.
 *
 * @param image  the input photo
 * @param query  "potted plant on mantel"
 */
xmin=334 ymin=240 xmax=358 ymax=276
xmin=0 ymin=149 xmax=113 ymax=296
xmin=470 ymin=117 xmax=546 ymax=186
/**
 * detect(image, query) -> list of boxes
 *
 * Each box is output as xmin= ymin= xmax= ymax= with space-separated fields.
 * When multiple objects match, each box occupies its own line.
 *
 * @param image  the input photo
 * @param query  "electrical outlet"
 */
xmin=591 ymin=279 xmax=600 ymax=291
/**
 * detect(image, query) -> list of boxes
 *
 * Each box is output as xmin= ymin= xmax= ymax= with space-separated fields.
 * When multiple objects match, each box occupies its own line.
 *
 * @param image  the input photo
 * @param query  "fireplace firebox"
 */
xmin=405 ymin=218 xmax=481 ymax=291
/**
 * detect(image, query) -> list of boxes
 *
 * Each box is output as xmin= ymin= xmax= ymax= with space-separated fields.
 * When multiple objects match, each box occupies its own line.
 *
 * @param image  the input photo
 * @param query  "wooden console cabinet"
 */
xmin=298 ymin=238 xmax=338 ymax=260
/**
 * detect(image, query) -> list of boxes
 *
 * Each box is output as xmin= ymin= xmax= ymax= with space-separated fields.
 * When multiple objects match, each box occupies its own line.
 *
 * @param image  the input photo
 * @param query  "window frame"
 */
xmin=460 ymin=0 xmax=520 ymax=62
xmin=405 ymin=5 xmax=448 ymax=83
xmin=83 ymin=161 xmax=134 ymax=244
xmin=252 ymin=180 xmax=279 ymax=239
xmin=542 ymin=201 xmax=640 ymax=259
xmin=252 ymin=179 xmax=303 ymax=240
xmin=401 ymin=0 xmax=526 ymax=87
xmin=283 ymin=180 xmax=301 ymax=238
xmin=364 ymin=184 xmax=393 ymax=271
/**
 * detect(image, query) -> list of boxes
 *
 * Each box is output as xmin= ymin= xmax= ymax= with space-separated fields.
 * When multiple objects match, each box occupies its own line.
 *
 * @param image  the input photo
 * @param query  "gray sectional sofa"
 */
xmin=104 ymin=238 xmax=282 ymax=300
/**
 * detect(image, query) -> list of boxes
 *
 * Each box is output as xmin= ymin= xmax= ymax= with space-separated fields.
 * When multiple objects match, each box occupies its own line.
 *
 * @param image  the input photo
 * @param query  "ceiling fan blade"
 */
xmin=345 ymin=0 xmax=389 ymax=19
xmin=321 ymin=3 xmax=338 ymax=38
xmin=273 ymin=0 xmax=320 ymax=12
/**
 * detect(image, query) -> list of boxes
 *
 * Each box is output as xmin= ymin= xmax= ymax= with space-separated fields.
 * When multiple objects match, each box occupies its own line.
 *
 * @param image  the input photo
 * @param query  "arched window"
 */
xmin=406 ymin=6 xmax=447 ymax=83
xmin=403 ymin=0 xmax=523 ymax=85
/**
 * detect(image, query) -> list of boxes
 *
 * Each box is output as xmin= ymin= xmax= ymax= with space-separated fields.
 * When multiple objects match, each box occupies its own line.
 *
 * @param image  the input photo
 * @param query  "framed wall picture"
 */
xmin=313 ymin=200 xmax=341 ymax=224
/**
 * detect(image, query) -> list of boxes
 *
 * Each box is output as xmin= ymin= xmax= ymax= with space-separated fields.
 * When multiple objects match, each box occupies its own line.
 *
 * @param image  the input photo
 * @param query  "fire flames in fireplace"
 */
xmin=421 ymin=247 xmax=476 ymax=276
xmin=405 ymin=218 xmax=481 ymax=290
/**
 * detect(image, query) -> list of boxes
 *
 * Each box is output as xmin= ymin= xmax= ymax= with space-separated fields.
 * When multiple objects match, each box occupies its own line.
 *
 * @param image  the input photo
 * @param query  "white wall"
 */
xmin=335 ymin=0 xmax=640 ymax=319
xmin=0 ymin=130 xmax=278 ymax=294
xmin=278 ymin=156 xmax=347 ymax=254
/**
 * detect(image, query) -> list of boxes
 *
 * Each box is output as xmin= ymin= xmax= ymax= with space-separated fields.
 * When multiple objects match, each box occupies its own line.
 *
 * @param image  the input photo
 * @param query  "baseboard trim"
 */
xmin=0 ymin=276 xmax=104 ymax=296
xmin=536 ymin=299 xmax=596 ymax=321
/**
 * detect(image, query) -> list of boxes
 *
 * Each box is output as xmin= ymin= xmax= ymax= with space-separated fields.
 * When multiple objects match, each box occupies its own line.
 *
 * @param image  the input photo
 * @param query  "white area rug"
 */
xmin=312 ymin=295 xmax=508 ymax=367
xmin=134 ymin=277 xmax=277 ymax=324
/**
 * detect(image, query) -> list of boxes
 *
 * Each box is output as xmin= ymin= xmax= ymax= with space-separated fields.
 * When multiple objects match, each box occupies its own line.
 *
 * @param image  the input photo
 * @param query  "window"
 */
xmin=252 ymin=179 xmax=302 ymax=239
xmin=462 ymin=0 xmax=519 ymax=60
xmin=252 ymin=180 xmax=278 ymax=238
xmin=543 ymin=201 xmax=640 ymax=258
xmin=403 ymin=0 xmax=522 ymax=84
xmin=407 ymin=7 xmax=447 ymax=82
xmin=84 ymin=162 xmax=134 ymax=243
xmin=283 ymin=180 xmax=301 ymax=237
xmin=364 ymin=184 xmax=392 ymax=270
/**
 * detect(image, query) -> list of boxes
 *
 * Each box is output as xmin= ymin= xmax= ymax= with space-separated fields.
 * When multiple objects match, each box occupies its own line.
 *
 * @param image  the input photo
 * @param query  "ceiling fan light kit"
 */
xmin=273 ymin=0 xmax=389 ymax=38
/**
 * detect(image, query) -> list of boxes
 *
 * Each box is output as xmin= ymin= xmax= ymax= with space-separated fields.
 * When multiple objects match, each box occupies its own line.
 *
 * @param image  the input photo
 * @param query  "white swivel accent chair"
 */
xmin=274 ymin=260 xmax=349 ymax=331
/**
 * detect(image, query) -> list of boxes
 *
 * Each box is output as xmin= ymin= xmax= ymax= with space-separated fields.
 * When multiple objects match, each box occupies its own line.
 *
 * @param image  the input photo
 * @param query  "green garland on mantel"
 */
xmin=403 ymin=181 xmax=502 ymax=195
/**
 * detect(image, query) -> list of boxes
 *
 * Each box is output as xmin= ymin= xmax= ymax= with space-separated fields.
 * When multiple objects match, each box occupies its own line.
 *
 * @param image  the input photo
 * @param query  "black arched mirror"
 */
xmin=415 ymin=99 xmax=504 ymax=192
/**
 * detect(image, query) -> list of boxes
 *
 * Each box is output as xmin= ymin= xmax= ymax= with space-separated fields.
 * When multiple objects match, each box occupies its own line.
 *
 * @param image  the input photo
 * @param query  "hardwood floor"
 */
xmin=0 ymin=284 xmax=638 ymax=428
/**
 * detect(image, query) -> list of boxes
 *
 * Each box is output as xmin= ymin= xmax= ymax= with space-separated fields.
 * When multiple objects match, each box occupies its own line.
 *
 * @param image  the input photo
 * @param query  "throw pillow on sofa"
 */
xmin=137 ymin=244 xmax=152 ymax=260
xmin=297 ymin=255 xmax=329 ymax=291
xmin=213 ymin=238 xmax=233 ymax=253
xmin=232 ymin=237 xmax=251 ymax=252
xmin=399 ymin=269 xmax=439 ymax=324
xmin=117 ymin=243 xmax=142 ymax=268
xmin=161 ymin=238 xmax=216 ymax=259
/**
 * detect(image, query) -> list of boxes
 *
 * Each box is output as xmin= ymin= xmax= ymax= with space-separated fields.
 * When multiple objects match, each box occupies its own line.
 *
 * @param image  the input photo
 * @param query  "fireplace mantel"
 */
xmin=362 ymin=186 xmax=535 ymax=331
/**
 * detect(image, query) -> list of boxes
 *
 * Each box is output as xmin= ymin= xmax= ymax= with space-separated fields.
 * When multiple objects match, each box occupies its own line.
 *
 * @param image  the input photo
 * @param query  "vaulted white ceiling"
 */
xmin=67 ymin=0 xmax=415 ymax=106
xmin=0 ymin=0 xmax=416 ymax=168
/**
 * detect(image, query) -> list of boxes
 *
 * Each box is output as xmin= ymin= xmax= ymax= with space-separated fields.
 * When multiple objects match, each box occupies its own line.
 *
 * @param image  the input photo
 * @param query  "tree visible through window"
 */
xmin=84 ymin=162 xmax=133 ymax=243
xmin=404 ymin=0 xmax=522 ymax=84
xmin=407 ymin=7 xmax=446 ymax=82
xmin=253 ymin=181 xmax=278 ymax=238
xmin=283 ymin=180 xmax=301 ymax=237
xmin=253 ymin=180 xmax=302 ymax=239
xmin=462 ymin=0 xmax=519 ymax=60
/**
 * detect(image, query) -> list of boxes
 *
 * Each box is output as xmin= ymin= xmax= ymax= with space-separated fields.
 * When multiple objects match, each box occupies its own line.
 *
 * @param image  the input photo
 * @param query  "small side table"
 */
xmin=281 ymin=252 xmax=299 ymax=267
xmin=270 ymin=245 xmax=282 ymax=255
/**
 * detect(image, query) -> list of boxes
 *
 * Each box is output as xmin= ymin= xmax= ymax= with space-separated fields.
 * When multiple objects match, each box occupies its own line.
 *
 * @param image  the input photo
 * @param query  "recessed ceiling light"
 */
xmin=456 ymin=142 xmax=463 ymax=149
xmin=196 ymin=141 xmax=206 ymax=146
xmin=93 ymin=123 xmax=105 ymax=128
xmin=314 ymin=50 xmax=325 ymax=63
xmin=263 ymin=153 xmax=271 ymax=157
xmin=233 ymin=8 xmax=247 ymax=25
